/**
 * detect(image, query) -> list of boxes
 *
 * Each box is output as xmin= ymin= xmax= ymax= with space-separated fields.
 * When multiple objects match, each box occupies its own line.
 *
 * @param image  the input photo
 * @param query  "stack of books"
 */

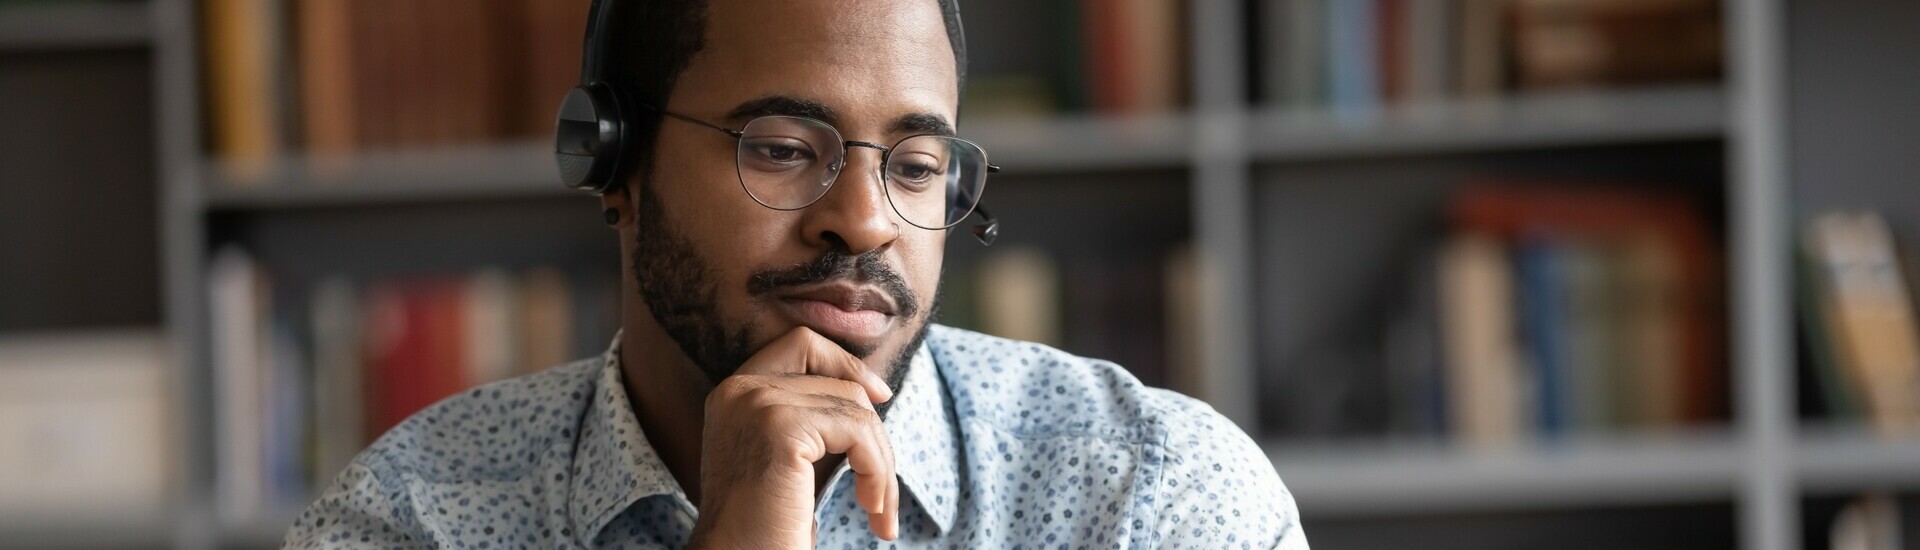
xmin=1271 ymin=183 xmax=1727 ymax=446
xmin=206 ymin=247 xmax=616 ymax=517
xmin=1257 ymin=0 xmax=1722 ymax=114
xmin=203 ymin=0 xmax=589 ymax=169
xmin=963 ymin=0 xmax=1187 ymax=117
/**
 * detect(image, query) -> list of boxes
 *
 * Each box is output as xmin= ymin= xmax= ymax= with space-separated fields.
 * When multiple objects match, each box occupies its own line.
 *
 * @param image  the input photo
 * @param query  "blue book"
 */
xmin=1518 ymin=238 xmax=1571 ymax=440
xmin=1326 ymin=0 xmax=1380 ymax=124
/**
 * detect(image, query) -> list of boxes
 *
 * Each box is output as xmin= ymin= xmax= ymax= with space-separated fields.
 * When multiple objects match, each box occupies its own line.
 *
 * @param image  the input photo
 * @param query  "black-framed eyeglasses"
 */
xmin=643 ymin=104 xmax=999 ymax=232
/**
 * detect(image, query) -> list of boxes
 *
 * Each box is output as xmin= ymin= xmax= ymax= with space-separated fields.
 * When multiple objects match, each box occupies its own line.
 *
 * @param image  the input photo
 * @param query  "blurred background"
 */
xmin=0 ymin=0 xmax=1916 ymax=548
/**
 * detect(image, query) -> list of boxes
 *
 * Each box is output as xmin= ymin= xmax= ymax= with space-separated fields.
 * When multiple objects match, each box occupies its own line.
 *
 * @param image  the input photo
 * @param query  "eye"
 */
xmin=888 ymin=155 xmax=945 ymax=187
xmin=742 ymin=137 xmax=817 ymax=169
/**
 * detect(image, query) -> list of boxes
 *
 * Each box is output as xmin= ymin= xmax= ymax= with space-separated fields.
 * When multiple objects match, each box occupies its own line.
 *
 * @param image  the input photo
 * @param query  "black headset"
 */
xmin=553 ymin=0 xmax=625 ymax=194
xmin=552 ymin=0 xmax=999 ymax=245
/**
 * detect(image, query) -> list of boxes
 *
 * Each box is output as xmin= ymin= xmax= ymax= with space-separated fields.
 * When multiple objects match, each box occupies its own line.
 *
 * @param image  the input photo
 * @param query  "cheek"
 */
xmin=648 ymin=138 xmax=797 ymax=289
xmin=903 ymin=234 xmax=946 ymax=313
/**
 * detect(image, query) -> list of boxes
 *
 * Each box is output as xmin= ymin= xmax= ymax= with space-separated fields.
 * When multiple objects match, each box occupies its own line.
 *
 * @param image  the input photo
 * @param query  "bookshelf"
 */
xmin=32 ymin=0 xmax=1891 ymax=549
xmin=1246 ymin=85 xmax=1726 ymax=161
xmin=0 ymin=1 xmax=152 ymax=51
xmin=1269 ymin=432 xmax=1744 ymax=517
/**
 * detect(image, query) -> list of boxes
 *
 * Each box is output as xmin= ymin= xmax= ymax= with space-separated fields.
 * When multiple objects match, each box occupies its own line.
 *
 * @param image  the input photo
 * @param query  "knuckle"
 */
xmin=740 ymin=385 xmax=785 ymax=407
xmin=709 ymin=376 xmax=751 ymax=403
xmin=754 ymin=402 xmax=795 ymax=426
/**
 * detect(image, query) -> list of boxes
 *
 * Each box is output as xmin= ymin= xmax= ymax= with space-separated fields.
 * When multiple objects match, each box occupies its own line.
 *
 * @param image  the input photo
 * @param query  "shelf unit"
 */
xmin=13 ymin=0 xmax=1877 ymax=548
xmin=1269 ymin=433 xmax=1745 ymax=517
xmin=0 ymin=1 xmax=152 ymax=51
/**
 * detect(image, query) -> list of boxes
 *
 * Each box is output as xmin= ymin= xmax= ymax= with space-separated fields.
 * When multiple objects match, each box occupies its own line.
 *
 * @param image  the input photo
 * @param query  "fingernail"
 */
xmin=868 ymin=370 xmax=894 ymax=400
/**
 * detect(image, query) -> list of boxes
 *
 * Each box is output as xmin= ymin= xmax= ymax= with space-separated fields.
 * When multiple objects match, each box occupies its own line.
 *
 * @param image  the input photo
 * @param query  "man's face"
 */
xmin=625 ymin=0 xmax=957 ymax=389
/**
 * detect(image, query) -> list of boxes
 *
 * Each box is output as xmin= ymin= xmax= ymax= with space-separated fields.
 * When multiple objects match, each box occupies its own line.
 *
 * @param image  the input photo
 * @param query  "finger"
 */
xmin=762 ymin=375 xmax=874 ymax=412
xmin=809 ymin=404 xmax=895 ymax=518
xmin=875 ymin=463 xmax=894 ymax=542
xmin=886 ymin=422 xmax=900 ymax=539
xmin=865 ymin=416 xmax=899 ymax=541
xmin=737 ymin=327 xmax=892 ymax=403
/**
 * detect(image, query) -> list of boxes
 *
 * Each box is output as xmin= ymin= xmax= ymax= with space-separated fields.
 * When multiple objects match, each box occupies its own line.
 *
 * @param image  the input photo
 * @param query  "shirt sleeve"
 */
xmin=282 ymin=462 xmax=428 ymax=549
xmin=1149 ymin=400 xmax=1310 ymax=550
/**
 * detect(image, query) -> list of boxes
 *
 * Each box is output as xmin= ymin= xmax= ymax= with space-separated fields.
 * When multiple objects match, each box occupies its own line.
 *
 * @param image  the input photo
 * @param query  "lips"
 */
xmin=771 ymin=284 xmax=899 ymax=343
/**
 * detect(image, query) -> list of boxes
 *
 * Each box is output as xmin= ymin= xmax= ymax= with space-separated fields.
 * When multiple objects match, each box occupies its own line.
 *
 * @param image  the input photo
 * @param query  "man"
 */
xmin=285 ymin=0 xmax=1306 ymax=547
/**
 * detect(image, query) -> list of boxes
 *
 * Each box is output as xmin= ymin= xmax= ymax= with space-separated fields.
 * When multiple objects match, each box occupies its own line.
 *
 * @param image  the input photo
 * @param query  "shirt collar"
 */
xmin=571 ymin=333 xmax=964 ymax=539
xmin=570 ymin=334 xmax=690 ymax=541
xmin=882 ymin=344 xmax=964 ymax=535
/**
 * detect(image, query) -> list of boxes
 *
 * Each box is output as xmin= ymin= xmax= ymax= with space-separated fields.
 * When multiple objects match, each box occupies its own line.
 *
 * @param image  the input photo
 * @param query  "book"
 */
xmin=1118 ymin=0 xmax=1184 ymax=113
xmin=1800 ymin=238 xmax=1864 ymax=422
xmin=1804 ymin=211 xmax=1920 ymax=434
xmin=1456 ymin=0 xmax=1508 ymax=97
xmin=0 ymin=330 xmax=171 ymax=515
xmin=1437 ymin=233 xmax=1527 ymax=447
xmin=1326 ymin=0 xmax=1381 ymax=121
xmin=205 ymin=0 xmax=286 ymax=172
xmin=1616 ymin=230 xmax=1686 ymax=428
xmin=1403 ymin=0 xmax=1454 ymax=103
xmin=362 ymin=278 xmax=470 ymax=439
xmin=1377 ymin=0 xmax=1407 ymax=103
xmin=516 ymin=267 xmax=575 ymax=376
xmin=1511 ymin=0 xmax=1722 ymax=89
xmin=517 ymin=0 xmax=593 ymax=136
xmin=209 ymin=246 xmax=268 ymax=519
xmin=309 ymin=277 xmax=363 ymax=483
xmin=975 ymin=246 xmax=1062 ymax=347
xmin=1083 ymin=0 xmax=1129 ymax=113
xmin=298 ymin=0 xmax=358 ymax=153
xmin=1830 ymin=493 xmax=1906 ymax=550
xmin=1281 ymin=0 xmax=1325 ymax=107
xmin=1516 ymin=236 xmax=1572 ymax=438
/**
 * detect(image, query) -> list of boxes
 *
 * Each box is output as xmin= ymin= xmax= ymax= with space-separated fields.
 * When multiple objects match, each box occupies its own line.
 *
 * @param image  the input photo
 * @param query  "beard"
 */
xmin=627 ymin=179 xmax=935 ymax=415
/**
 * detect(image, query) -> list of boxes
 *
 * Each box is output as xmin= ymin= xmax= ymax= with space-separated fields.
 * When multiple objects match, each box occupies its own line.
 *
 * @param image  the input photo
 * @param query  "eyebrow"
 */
xmin=725 ymin=95 xmax=838 ymax=125
xmin=724 ymin=95 xmax=956 ymax=138
xmin=889 ymin=112 xmax=955 ymax=138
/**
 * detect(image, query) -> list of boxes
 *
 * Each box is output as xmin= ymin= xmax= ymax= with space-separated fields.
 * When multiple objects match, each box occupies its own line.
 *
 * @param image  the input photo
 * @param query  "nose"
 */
xmin=798 ymin=145 xmax=897 ymax=254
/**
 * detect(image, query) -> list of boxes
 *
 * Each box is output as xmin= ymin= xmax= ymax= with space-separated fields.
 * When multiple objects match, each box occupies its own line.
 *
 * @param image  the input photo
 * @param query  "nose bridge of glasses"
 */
xmin=829 ymin=139 xmax=885 ymax=180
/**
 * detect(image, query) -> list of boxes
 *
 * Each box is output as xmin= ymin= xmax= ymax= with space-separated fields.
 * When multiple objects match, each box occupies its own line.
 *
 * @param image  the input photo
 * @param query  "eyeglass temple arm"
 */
xmin=638 ymin=102 xmax=744 ymax=137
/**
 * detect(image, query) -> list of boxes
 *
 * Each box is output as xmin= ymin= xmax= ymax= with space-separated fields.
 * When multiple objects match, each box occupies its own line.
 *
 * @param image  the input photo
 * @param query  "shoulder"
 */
xmin=925 ymin=324 xmax=1242 ymax=445
xmin=290 ymin=358 xmax=607 ymax=547
xmin=924 ymin=325 xmax=1305 ymax=546
xmin=353 ymin=357 xmax=604 ymax=483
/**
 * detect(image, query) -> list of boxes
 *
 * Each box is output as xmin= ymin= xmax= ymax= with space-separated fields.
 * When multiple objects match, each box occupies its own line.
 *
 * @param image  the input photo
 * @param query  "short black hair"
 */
xmin=599 ymin=0 xmax=968 ymax=186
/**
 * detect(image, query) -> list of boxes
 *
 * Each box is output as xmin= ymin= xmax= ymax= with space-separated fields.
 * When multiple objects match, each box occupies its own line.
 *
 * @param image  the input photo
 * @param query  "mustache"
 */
xmin=746 ymin=249 xmax=920 ymax=319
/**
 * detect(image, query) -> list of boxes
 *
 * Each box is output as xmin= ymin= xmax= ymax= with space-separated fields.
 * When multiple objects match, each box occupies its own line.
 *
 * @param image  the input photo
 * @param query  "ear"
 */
xmin=599 ymin=183 xmax=632 ymax=228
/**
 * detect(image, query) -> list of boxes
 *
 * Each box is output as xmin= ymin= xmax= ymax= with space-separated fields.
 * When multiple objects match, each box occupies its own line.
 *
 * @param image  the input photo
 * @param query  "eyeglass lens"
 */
xmin=734 ymin=116 xmax=987 ymax=230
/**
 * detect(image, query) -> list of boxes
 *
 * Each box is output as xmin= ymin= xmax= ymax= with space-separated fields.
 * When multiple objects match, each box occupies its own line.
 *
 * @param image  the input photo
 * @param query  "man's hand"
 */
xmin=688 ymin=327 xmax=900 ymax=548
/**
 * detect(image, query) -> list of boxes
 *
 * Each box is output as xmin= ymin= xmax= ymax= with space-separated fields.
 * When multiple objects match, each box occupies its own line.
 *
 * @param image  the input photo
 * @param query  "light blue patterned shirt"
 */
xmin=285 ymin=325 xmax=1307 ymax=548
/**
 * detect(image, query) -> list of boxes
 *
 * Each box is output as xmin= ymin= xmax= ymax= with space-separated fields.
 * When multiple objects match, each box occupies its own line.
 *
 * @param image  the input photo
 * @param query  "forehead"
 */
xmin=674 ymin=0 xmax=959 ymax=123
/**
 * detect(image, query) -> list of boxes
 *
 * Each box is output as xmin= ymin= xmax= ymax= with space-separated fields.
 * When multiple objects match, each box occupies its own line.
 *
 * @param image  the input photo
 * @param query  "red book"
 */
xmin=1083 ymin=0 xmax=1131 ymax=113
xmin=1378 ymin=0 xmax=1407 ymax=103
xmin=362 ymin=279 xmax=470 ymax=439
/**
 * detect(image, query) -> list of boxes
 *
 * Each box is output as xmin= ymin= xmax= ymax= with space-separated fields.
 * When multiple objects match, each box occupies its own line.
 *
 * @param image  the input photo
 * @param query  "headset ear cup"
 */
xmin=554 ymin=83 xmax=625 ymax=193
